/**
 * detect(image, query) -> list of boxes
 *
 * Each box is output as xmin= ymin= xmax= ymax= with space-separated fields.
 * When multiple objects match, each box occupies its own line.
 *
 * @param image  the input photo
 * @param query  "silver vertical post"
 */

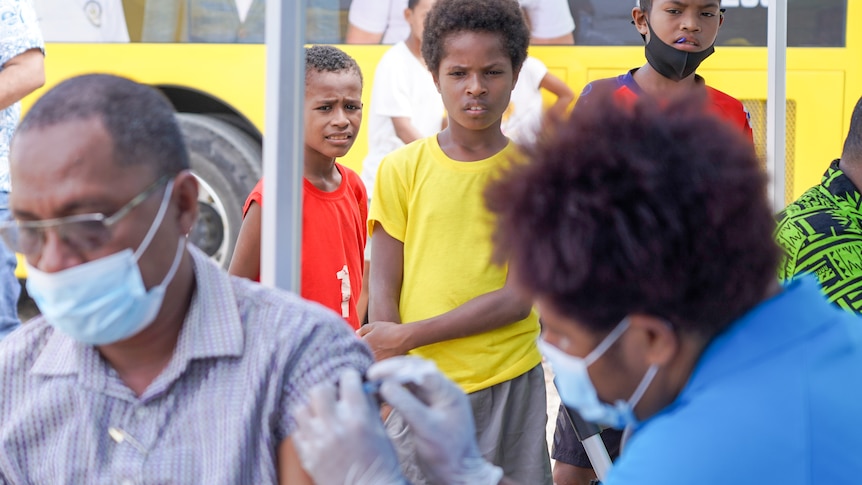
xmin=262 ymin=0 xmax=306 ymax=291
xmin=767 ymin=0 xmax=788 ymax=210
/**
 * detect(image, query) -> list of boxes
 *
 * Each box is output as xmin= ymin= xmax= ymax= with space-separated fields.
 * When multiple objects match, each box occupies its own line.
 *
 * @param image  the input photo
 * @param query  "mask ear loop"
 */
xmin=627 ymin=364 xmax=659 ymax=407
xmin=156 ymin=236 xmax=186 ymax=289
xmin=584 ymin=317 xmax=631 ymax=366
xmin=133 ymin=179 xmax=175 ymax=261
xmin=619 ymin=363 xmax=659 ymax=451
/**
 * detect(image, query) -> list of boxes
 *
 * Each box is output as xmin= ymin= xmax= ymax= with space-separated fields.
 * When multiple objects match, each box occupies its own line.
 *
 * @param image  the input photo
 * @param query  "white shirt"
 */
xmin=348 ymin=0 xmax=575 ymax=44
xmin=361 ymin=41 xmax=445 ymax=194
xmin=347 ymin=0 xmax=409 ymax=44
xmin=518 ymin=0 xmax=576 ymax=39
xmin=34 ymin=0 xmax=129 ymax=42
xmin=502 ymin=56 xmax=548 ymax=145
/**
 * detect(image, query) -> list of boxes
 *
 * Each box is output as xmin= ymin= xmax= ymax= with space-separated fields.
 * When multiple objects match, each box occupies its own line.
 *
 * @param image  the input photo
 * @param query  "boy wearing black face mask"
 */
xmin=575 ymin=0 xmax=752 ymax=142
xmin=552 ymin=2 xmax=751 ymax=484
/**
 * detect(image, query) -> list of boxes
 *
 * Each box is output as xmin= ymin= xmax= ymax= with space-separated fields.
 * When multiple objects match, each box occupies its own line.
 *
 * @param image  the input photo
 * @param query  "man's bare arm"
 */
xmin=530 ymin=33 xmax=574 ymax=45
xmin=0 ymin=48 xmax=44 ymax=111
xmin=391 ymin=117 xmax=424 ymax=145
xmin=345 ymin=24 xmax=385 ymax=44
xmin=277 ymin=437 xmax=315 ymax=485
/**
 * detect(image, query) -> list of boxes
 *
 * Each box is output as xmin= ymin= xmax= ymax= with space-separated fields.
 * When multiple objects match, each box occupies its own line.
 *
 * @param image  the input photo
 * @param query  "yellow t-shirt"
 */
xmin=369 ymin=136 xmax=541 ymax=393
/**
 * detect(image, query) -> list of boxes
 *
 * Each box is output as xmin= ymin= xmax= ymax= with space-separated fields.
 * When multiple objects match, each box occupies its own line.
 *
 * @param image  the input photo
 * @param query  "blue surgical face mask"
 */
xmin=26 ymin=180 xmax=185 ymax=346
xmin=538 ymin=318 xmax=659 ymax=429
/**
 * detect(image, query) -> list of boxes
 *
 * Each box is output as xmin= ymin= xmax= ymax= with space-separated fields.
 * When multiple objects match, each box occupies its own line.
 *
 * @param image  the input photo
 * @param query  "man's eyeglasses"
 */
xmin=0 ymin=175 xmax=171 ymax=258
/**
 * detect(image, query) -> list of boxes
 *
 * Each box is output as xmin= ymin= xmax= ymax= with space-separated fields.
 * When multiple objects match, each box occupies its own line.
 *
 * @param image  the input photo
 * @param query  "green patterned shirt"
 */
xmin=776 ymin=159 xmax=862 ymax=313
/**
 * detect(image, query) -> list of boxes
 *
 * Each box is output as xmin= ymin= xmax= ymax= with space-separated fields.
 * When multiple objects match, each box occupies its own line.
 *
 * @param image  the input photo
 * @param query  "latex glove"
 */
xmin=368 ymin=356 xmax=504 ymax=485
xmin=293 ymin=368 xmax=407 ymax=485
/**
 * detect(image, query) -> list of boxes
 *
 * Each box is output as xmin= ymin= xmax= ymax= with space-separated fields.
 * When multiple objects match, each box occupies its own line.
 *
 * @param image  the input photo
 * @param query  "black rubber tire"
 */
xmin=177 ymin=113 xmax=262 ymax=269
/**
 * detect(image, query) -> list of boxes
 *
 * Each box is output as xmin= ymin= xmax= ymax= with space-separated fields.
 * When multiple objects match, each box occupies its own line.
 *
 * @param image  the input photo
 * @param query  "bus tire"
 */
xmin=177 ymin=113 xmax=262 ymax=269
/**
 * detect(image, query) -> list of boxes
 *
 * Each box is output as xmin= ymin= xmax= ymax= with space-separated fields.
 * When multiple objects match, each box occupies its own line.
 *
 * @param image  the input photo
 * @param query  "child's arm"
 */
xmin=228 ymin=201 xmax=262 ymax=280
xmin=540 ymin=71 xmax=575 ymax=123
xmin=359 ymin=224 xmax=407 ymax=361
xmin=367 ymin=224 xmax=404 ymax=325
xmin=359 ymin=254 xmax=532 ymax=360
xmin=391 ymin=117 xmax=425 ymax=145
xmin=395 ymin=270 xmax=532 ymax=349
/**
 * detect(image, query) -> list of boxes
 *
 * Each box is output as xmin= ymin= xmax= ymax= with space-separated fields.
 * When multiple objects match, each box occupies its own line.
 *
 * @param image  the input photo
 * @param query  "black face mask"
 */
xmin=643 ymin=21 xmax=715 ymax=82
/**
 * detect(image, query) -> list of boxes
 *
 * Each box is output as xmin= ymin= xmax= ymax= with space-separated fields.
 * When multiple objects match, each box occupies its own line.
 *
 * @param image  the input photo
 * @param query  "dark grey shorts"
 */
xmin=386 ymin=364 xmax=552 ymax=485
xmin=551 ymin=402 xmax=622 ymax=468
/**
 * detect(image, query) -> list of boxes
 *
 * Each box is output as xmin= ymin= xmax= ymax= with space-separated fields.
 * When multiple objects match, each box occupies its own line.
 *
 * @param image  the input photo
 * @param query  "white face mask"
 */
xmin=538 ymin=318 xmax=659 ymax=429
xmin=26 ymin=180 xmax=185 ymax=346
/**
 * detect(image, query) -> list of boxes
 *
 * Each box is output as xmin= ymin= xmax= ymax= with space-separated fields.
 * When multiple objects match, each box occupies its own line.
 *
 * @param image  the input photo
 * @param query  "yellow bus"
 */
xmin=18 ymin=0 xmax=860 ymax=275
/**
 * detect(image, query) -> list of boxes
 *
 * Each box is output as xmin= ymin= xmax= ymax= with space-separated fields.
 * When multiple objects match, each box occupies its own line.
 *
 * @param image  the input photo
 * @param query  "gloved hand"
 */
xmin=293 ymin=368 xmax=407 ymax=485
xmin=368 ymin=356 xmax=504 ymax=485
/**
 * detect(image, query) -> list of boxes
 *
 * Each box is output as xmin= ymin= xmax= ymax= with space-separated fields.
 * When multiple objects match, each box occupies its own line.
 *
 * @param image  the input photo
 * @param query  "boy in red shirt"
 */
xmin=229 ymin=45 xmax=367 ymax=330
xmin=577 ymin=0 xmax=752 ymax=139
xmin=554 ymin=1 xmax=751 ymax=484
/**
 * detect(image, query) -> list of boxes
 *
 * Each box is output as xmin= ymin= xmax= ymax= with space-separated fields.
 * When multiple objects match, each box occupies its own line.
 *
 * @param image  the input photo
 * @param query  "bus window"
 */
xmin=718 ymin=0 xmax=846 ymax=47
xmin=34 ymin=0 xmax=351 ymax=44
xmin=567 ymin=0 xmax=640 ymax=46
xmin=566 ymin=0 xmax=847 ymax=47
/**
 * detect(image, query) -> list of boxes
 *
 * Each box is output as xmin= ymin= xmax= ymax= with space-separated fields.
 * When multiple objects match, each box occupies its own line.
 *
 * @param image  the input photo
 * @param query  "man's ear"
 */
xmin=431 ymin=71 xmax=441 ymax=94
xmin=173 ymin=170 xmax=199 ymax=236
xmin=627 ymin=314 xmax=678 ymax=367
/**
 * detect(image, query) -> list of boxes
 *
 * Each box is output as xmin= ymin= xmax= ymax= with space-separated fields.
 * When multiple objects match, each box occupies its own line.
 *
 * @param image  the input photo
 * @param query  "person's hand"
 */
xmin=368 ymin=357 xmax=504 ymax=485
xmin=293 ymin=368 xmax=407 ymax=485
xmin=356 ymin=321 xmax=411 ymax=361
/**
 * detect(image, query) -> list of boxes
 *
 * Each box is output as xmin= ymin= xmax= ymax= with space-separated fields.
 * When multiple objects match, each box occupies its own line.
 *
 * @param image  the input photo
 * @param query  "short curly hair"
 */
xmin=305 ymin=45 xmax=363 ymax=86
xmin=421 ymin=0 xmax=529 ymax=76
xmin=16 ymin=74 xmax=188 ymax=179
xmin=485 ymin=92 xmax=779 ymax=339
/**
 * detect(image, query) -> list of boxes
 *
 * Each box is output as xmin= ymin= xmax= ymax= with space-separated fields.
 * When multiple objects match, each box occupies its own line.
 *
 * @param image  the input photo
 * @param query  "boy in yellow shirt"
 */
xmin=359 ymin=0 xmax=550 ymax=483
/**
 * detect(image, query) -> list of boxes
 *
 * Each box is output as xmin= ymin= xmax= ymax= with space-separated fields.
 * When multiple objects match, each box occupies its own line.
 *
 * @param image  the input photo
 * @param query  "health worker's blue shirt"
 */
xmin=605 ymin=277 xmax=862 ymax=485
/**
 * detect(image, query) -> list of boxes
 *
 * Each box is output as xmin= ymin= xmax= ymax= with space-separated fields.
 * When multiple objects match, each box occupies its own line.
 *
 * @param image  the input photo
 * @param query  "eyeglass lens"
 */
xmin=2 ymin=218 xmax=113 ymax=257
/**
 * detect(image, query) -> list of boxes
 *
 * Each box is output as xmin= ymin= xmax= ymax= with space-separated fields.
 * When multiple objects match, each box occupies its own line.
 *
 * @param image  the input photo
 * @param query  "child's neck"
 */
xmin=304 ymin=154 xmax=342 ymax=192
xmin=436 ymin=124 xmax=509 ymax=162
xmin=634 ymin=63 xmax=702 ymax=99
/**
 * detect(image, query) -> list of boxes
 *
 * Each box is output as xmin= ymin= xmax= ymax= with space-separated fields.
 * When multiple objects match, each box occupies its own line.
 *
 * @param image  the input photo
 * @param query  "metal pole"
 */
xmin=561 ymin=405 xmax=613 ymax=481
xmin=262 ymin=0 xmax=306 ymax=291
xmin=767 ymin=0 xmax=788 ymax=210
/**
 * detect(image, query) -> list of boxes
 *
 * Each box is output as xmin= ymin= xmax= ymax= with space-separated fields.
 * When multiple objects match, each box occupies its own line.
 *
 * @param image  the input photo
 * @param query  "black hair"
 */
xmin=486 ymin=92 xmax=779 ymax=339
xmin=842 ymin=95 xmax=862 ymax=162
xmin=408 ymin=0 xmax=421 ymax=9
xmin=421 ymin=0 xmax=529 ymax=75
xmin=305 ymin=45 xmax=363 ymax=86
xmin=16 ymin=74 xmax=188 ymax=178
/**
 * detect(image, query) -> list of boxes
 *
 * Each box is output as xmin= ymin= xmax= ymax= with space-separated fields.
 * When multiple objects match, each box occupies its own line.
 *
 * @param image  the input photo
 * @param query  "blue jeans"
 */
xmin=0 ymin=191 xmax=21 ymax=338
